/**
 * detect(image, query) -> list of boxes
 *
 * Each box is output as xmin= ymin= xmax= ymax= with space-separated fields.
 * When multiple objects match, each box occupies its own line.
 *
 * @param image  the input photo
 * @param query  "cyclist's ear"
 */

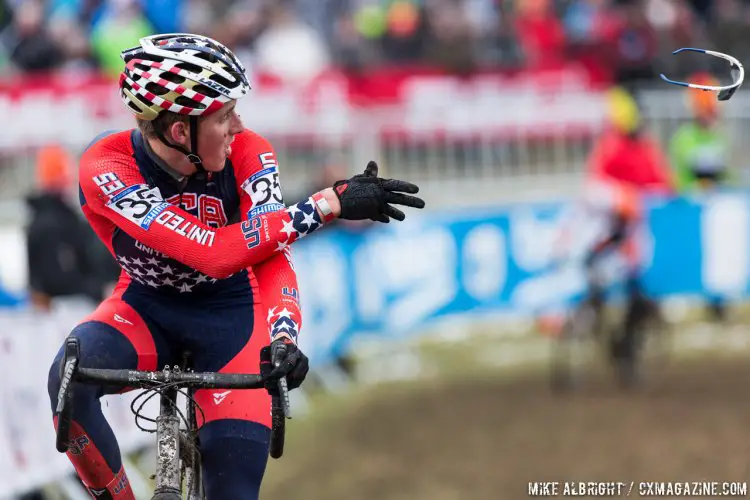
xmin=167 ymin=118 xmax=190 ymax=147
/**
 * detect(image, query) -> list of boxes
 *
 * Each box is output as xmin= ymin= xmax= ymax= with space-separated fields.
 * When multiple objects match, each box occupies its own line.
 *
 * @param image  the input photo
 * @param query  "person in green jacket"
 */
xmin=668 ymin=72 xmax=733 ymax=321
xmin=669 ymin=72 xmax=733 ymax=193
xmin=90 ymin=0 xmax=154 ymax=78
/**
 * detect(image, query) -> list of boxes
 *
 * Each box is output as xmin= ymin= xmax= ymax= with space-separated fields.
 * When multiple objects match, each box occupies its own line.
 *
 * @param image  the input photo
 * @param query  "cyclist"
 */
xmin=542 ymin=178 xmax=641 ymax=333
xmin=46 ymin=33 xmax=425 ymax=500
xmin=583 ymin=86 xmax=673 ymax=367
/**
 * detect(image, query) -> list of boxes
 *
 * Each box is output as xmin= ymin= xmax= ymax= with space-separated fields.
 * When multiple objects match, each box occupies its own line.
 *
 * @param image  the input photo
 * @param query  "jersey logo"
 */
xmin=68 ymin=435 xmax=90 ymax=456
xmin=165 ymin=193 xmax=228 ymax=228
xmin=282 ymin=287 xmax=300 ymax=306
xmin=241 ymin=152 xmax=284 ymax=217
xmin=268 ymin=307 xmax=299 ymax=342
xmin=213 ymin=391 xmax=231 ymax=405
xmin=113 ymin=314 xmax=133 ymax=326
xmin=154 ymin=211 xmax=216 ymax=247
xmin=248 ymin=203 xmax=284 ymax=220
xmin=93 ymin=172 xmax=126 ymax=196
xmin=106 ymin=184 xmax=169 ymax=230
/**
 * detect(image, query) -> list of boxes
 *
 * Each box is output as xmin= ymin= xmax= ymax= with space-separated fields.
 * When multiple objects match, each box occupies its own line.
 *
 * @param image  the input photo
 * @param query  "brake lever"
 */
xmin=270 ymin=342 xmax=292 ymax=419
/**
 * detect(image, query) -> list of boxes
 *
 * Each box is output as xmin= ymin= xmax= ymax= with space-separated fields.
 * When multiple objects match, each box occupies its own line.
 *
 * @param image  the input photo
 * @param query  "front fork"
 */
xmin=183 ymin=388 xmax=203 ymax=500
xmin=152 ymin=383 xmax=181 ymax=500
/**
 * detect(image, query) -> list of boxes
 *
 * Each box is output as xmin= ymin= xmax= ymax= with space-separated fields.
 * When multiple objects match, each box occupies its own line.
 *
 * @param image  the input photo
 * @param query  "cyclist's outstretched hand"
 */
xmin=332 ymin=161 xmax=426 ymax=223
xmin=260 ymin=337 xmax=309 ymax=391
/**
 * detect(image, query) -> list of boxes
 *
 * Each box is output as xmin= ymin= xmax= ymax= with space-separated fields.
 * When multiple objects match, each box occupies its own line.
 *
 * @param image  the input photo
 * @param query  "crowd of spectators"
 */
xmin=0 ymin=0 xmax=747 ymax=87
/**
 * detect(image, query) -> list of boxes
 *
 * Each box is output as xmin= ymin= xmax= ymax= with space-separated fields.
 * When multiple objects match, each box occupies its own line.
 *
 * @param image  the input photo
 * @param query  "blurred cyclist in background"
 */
xmin=669 ymin=73 xmax=734 ymax=321
xmin=587 ymin=86 xmax=674 ymax=192
xmin=581 ymin=86 xmax=674 ymax=365
xmin=46 ymin=33 xmax=424 ymax=500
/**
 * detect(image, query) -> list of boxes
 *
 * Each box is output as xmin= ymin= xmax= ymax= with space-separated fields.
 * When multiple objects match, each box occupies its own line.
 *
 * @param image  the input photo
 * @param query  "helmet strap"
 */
xmin=155 ymin=116 xmax=205 ymax=172
xmin=188 ymin=116 xmax=203 ymax=171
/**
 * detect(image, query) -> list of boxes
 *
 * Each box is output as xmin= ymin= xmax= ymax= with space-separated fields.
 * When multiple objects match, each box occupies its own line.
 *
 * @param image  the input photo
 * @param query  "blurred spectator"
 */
xmin=7 ymin=0 xmax=64 ymax=72
xmin=140 ymin=0 xmax=183 ymax=34
xmin=604 ymin=0 xmax=659 ymax=86
xmin=685 ymin=0 xmax=713 ymax=21
xmin=90 ymin=0 xmax=154 ymax=78
xmin=47 ymin=2 xmax=97 ymax=72
xmin=379 ymin=0 xmax=428 ymax=64
xmin=330 ymin=5 xmax=379 ymax=70
xmin=253 ymin=0 xmax=330 ymax=84
xmin=564 ymin=0 xmax=608 ymax=44
xmin=705 ymin=0 xmax=750 ymax=68
xmin=513 ymin=0 xmax=567 ymax=69
xmin=668 ymin=73 xmax=734 ymax=321
xmin=423 ymin=0 xmax=475 ymax=73
xmin=668 ymin=73 xmax=733 ymax=192
xmin=208 ymin=0 xmax=267 ymax=64
xmin=0 ymin=0 xmax=745 ymax=85
xmin=642 ymin=0 xmax=712 ymax=81
xmin=25 ymin=145 xmax=117 ymax=312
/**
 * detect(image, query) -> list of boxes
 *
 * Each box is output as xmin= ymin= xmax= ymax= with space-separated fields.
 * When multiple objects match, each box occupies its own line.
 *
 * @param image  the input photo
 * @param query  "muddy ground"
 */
xmin=262 ymin=356 xmax=750 ymax=499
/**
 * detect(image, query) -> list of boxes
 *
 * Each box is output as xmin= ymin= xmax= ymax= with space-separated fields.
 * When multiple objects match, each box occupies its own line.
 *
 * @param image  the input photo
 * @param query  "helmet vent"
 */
xmin=145 ymin=82 xmax=169 ymax=96
xmin=160 ymin=71 xmax=186 ymax=85
xmin=192 ymin=84 xmax=220 ymax=99
xmin=175 ymin=95 xmax=204 ymax=109
xmin=174 ymin=62 xmax=202 ymax=74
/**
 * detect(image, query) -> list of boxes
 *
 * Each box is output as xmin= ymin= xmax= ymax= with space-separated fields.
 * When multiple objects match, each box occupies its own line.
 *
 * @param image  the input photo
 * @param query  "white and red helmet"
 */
xmin=119 ymin=33 xmax=250 ymax=121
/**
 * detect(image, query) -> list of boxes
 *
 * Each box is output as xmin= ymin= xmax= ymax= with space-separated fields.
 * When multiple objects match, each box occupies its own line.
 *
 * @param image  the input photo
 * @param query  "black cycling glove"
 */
xmin=333 ymin=161 xmax=425 ymax=223
xmin=260 ymin=337 xmax=309 ymax=392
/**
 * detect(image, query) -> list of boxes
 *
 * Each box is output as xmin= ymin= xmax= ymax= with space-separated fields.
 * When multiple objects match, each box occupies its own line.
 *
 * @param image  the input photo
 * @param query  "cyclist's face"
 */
xmin=198 ymin=101 xmax=244 ymax=172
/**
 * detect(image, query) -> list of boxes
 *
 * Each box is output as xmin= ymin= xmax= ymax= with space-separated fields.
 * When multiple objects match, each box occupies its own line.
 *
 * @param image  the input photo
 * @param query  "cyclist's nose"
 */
xmin=230 ymin=113 xmax=244 ymax=135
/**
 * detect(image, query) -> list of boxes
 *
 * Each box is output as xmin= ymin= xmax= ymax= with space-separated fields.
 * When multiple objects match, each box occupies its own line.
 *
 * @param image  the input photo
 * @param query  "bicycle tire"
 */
xmin=617 ymin=302 xmax=672 ymax=389
xmin=180 ymin=429 xmax=203 ymax=500
xmin=550 ymin=299 xmax=603 ymax=392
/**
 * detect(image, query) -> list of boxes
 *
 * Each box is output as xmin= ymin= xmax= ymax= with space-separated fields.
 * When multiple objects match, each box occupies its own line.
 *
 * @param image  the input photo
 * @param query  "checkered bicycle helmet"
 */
xmin=119 ymin=33 xmax=250 ymax=168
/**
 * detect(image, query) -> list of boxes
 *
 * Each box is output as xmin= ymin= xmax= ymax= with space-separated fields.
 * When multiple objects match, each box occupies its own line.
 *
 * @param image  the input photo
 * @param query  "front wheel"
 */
xmin=181 ymin=390 xmax=204 ymax=500
xmin=180 ymin=430 xmax=203 ymax=500
xmin=550 ymin=298 xmax=603 ymax=392
xmin=612 ymin=298 xmax=671 ymax=390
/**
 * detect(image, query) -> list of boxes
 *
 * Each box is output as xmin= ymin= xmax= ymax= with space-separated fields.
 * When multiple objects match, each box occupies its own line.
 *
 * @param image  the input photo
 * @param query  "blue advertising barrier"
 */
xmin=294 ymin=190 xmax=750 ymax=364
xmin=2 ymin=191 xmax=749 ymax=365
xmin=0 ymin=285 xmax=22 ymax=308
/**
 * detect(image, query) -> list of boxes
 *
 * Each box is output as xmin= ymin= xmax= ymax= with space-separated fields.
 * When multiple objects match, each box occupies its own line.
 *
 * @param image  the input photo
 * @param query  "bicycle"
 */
xmin=549 ymin=267 xmax=672 ymax=392
xmin=54 ymin=337 xmax=291 ymax=500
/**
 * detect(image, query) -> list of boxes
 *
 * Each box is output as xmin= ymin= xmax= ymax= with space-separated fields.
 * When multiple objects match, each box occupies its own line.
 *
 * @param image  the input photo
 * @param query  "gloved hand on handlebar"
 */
xmin=333 ymin=161 xmax=426 ymax=223
xmin=260 ymin=337 xmax=309 ymax=392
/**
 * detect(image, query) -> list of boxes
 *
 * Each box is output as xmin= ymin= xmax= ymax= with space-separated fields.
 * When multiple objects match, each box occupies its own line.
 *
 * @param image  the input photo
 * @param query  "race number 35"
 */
xmin=251 ymin=171 xmax=282 ymax=205
xmin=242 ymin=152 xmax=284 ymax=208
xmin=106 ymin=184 xmax=168 ymax=229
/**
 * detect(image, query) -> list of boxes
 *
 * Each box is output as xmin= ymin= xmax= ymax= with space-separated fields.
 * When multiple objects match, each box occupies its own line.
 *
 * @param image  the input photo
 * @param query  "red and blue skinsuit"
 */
xmin=47 ymin=127 xmax=324 ymax=499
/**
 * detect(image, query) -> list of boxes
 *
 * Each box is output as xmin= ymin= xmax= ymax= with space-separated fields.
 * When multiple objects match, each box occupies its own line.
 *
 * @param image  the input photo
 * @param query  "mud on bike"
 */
xmin=54 ymin=337 xmax=291 ymax=500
